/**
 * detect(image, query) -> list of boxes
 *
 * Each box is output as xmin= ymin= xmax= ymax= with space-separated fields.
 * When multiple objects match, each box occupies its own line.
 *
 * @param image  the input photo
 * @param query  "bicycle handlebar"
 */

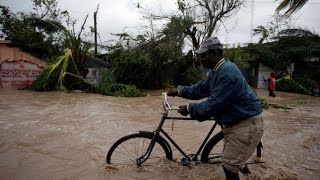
xmin=162 ymin=92 xmax=215 ymax=121
xmin=162 ymin=93 xmax=179 ymax=112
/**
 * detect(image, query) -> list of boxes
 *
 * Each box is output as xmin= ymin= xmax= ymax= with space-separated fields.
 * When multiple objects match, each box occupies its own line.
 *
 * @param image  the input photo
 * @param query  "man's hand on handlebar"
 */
xmin=167 ymin=90 xmax=179 ymax=97
xmin=178 ymin=105 xmax=189 ymax=116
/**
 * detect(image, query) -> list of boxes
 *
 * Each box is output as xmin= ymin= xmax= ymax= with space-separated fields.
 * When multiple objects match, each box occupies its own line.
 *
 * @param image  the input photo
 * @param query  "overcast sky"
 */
xmin=2 ymin=0 xmax=320 ymax=51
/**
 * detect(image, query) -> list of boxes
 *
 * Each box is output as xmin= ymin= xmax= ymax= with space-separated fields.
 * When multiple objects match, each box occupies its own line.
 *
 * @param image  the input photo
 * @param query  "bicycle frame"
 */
xmin=137 ymin=93 xmax=221 ymax=165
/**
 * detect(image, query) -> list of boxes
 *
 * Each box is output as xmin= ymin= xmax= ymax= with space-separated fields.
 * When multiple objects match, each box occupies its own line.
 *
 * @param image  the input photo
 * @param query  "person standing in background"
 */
xmin=268 ymin=73 xmax=276 ymax=97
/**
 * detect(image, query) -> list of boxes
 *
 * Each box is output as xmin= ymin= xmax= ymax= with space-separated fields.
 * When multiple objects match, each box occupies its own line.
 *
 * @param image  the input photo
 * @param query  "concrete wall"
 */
xmin=85 ymin=68 xmax=106 ymax=84
xmin=0 ymin=41 xmax=46 ymax=88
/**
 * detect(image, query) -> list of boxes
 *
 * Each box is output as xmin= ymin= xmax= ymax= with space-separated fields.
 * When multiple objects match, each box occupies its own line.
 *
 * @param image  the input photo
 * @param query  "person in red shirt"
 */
xmin=268 ymin=73 xmax=276 ymax=97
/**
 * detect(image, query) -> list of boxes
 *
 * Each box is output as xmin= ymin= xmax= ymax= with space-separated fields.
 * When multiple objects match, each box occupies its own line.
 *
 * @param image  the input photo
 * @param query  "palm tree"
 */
xmin=29 ymin=16 xmax=92 ymax=91
xmin=276 ymin=0 xmax=308 ymax=16
xmin=253 ymin=26 xmax=270 ymax=44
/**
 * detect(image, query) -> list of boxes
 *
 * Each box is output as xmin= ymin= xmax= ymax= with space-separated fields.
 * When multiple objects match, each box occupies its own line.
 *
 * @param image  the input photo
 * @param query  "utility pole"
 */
xmin=94 ymin=4 xmax=99 ymax=57
xmin=250 ymin=0 xmax=254 ymax=43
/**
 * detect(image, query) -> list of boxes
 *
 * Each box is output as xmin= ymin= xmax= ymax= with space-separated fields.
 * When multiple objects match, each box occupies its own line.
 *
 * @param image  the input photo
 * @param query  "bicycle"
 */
xmin=106 ymin=93 xmax=263 ymax=167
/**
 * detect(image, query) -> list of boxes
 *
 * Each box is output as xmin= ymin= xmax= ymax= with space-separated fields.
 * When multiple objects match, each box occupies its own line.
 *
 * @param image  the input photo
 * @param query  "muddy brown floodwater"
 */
xmin=0 ymin=88 xmax=319 ymax=180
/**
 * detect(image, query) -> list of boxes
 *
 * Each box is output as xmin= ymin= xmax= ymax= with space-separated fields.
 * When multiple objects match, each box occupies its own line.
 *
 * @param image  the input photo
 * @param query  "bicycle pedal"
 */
xmin=180 ymin=158 xmax=189 ymax=166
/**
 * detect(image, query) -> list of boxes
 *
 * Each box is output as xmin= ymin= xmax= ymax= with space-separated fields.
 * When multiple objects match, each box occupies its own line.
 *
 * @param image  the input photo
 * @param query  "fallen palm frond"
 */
xmin=30 ymin=49 xmax=84 ymax=91
xmin=29 ymin=15 xmax=92 ymax=92
xmin=276 ymin=0 xmax=308 ymax=17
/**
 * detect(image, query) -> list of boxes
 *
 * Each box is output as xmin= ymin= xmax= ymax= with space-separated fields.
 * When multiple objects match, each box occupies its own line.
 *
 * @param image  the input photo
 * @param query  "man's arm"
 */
xmin=187 ymin=74 xmax=239 ymax=120
xmin=178 ymin=79 xmax=210 ymax=100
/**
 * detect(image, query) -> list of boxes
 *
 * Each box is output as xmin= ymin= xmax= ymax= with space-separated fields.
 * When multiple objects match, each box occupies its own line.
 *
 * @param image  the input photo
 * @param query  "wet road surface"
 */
xmin=0 ymin=88 xmax=319 ymax=179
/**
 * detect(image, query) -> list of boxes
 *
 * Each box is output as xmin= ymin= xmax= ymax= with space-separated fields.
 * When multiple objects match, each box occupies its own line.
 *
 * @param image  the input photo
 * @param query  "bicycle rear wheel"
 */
xmin=106 ymin=132 xmax=172 ymax=166
xmin=201 ymin=131 xmax=224 ymax=163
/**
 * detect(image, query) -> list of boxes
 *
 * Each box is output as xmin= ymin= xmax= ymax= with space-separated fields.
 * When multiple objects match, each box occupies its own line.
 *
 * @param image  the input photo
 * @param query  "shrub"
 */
xmin=276 ymin=78 xmax=309 ymax=95
xmin=259 ymin=98 xmax=269 ymax=109
xmin=108 ymin=84 xmax=145 ymax=97
xmin=181 ymin=64 xmax=202 ymax=86
xmin=29 ymin=68 xmax=59 ymax=91
xmin=95 ymin=69 xmax=145 ymax=97
xmin=294 ymin=77 xmax=319 ymax=96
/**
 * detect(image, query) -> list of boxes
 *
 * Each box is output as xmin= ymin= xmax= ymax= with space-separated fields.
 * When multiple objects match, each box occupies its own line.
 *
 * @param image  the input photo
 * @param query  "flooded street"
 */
xmin=0 ymin=88 xmax=319 ymax=180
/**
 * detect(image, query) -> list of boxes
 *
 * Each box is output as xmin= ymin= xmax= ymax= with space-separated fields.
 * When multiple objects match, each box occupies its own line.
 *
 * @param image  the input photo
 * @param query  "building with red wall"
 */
xmin=0 ymin=41 xmax=47 ymax=88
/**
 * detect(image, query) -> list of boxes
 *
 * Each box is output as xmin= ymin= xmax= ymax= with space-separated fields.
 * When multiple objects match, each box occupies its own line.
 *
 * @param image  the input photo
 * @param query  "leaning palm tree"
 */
xmin=253 ymin=26 xmax=270 ymax=44
xmin=276 ymin=0 xmax=308 ymax=16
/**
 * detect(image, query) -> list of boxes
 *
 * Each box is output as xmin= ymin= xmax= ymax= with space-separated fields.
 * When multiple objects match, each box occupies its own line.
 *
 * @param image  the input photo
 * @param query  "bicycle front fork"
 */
xmin=136 ymin=139 xmax=156 ymax=166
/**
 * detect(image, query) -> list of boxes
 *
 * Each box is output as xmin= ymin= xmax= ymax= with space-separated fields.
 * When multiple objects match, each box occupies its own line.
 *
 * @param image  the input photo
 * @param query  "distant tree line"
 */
xmin=1 ymin=0 xmax=318 ymax=96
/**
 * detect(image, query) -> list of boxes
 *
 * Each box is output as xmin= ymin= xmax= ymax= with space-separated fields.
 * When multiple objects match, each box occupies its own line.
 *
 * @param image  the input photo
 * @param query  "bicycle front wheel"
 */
xmin=106 ymin=132 xmax=172 ymax=166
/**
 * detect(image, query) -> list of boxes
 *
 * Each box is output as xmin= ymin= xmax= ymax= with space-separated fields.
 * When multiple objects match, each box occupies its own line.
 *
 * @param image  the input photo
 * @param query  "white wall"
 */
xmin=257 ymin=63 xmax=273 ymax=89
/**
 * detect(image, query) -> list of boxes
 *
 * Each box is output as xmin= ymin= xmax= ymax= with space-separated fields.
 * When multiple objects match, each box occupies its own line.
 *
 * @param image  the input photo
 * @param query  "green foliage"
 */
xmin=162 ymin=15 xmax=191 ymax=47
xmin=259 ymin=98 xmax=269 ymax=109
xmin=246 ymin=28 xmax=320 ymax=74
xmin=94 ymin=69 xmax=145 ymax=97
xmin=107 ymin=48 xmax=153 ymax=89
xmin=94 ymin=69 xmax=116 ymax=93
xmin=108 ymin=26 xmax=184 ymax=90
xmin=96 ymin=83 xmax=145 ymax=97
xmin=0 ymin=1 xmax=69 ymax=59
xmin=224 ymin=47 xmax=250 ymax=68
xmin=270 ymin=104 xmax=292 ymax=110
xmin=276 ymin=78 xmax=309 ymax=95
xmin=29 ymin=49 xmax=85 ymax=91
xmin=97 ymin=69 xmax=117 ymax=85
xmin=181 ymin=64 xmax=202 ymax=86
xmin=246 ymin=43 xmax=282 ymax=72
xmin=171 ymin=50 xmax=201 ymax=86
xmin=260 ymin=96 xmax=292 ymax=110
xmin=112 ymin=84 xmax=145 ymax=97
xmin=294 ymin=77 xmax=319 ymax=96
xmin=275 ymin=76 xmax=319 ymax=96
xmin=29 ymin=67 xmax=59 ymax=91
xmin=25 ymin=12 xmax=92 ymax=92
xmin=1 ymin=1 xmax=91 ymax=66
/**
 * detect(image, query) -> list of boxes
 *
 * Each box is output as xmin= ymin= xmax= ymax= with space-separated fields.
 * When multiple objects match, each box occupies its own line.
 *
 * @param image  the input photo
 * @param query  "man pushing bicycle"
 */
xmin=167 ymin=37 xmax=264 ymax=180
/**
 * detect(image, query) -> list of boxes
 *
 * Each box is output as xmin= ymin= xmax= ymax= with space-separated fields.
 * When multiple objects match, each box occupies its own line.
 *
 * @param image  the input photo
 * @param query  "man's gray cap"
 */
xmin=195 ymin=37 xmax=223 ymax=54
